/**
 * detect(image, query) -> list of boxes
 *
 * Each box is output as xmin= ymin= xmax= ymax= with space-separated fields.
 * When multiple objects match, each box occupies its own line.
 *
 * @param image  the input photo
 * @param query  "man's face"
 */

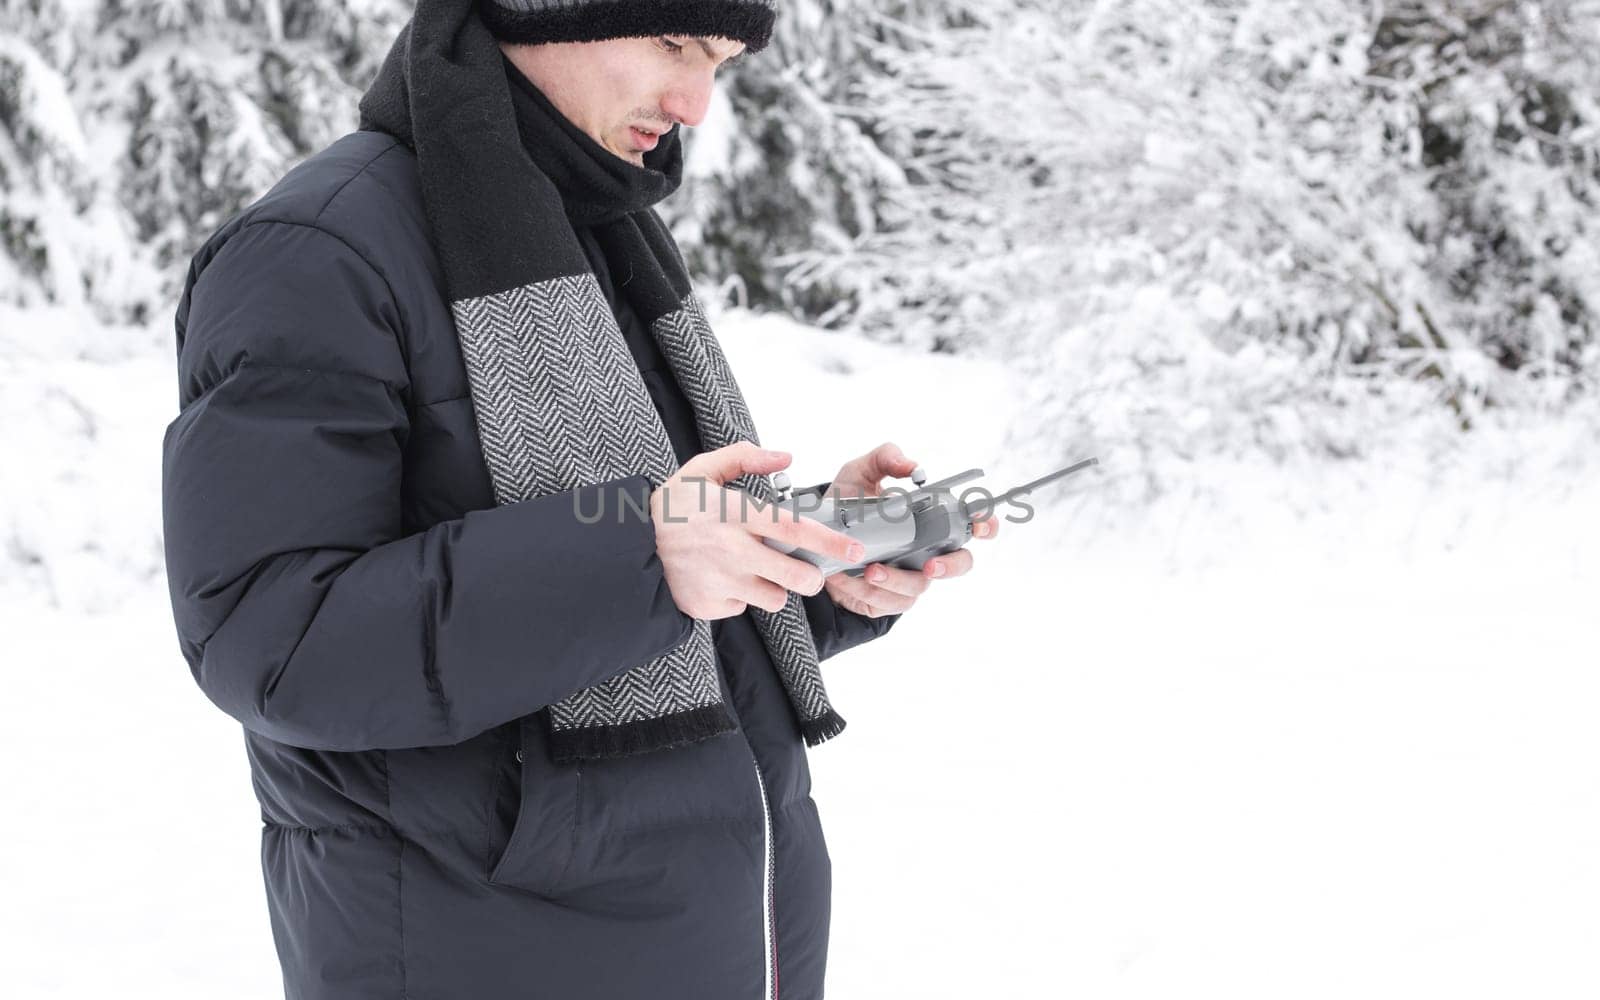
xmin=500 ymin=34 xmax=748 ymax=167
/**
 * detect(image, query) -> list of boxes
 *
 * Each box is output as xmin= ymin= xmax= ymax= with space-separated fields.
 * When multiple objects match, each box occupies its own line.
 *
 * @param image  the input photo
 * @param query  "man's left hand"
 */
xmin=819 ymin=442 xmax=999 ymax=619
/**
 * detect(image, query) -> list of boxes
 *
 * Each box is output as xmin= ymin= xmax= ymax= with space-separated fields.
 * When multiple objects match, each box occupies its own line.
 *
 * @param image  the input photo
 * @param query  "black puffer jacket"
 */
xmin=160 ymin=129 xmax=895 ymax=1000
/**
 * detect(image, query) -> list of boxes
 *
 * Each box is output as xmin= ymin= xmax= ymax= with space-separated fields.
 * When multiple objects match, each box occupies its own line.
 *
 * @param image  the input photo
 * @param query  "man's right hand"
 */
xmin=651 ymin=442 xmax=867 ymax=621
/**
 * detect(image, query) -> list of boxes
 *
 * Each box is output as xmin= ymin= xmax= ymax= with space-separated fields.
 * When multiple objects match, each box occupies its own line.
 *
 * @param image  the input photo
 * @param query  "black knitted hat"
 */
xmin=477 ymin=0 xmax=777 ymax=52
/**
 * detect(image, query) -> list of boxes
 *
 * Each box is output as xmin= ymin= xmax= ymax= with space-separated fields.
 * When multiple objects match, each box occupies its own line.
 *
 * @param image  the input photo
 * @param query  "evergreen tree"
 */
xmin=2 ymin=0 xmax=1594 ymax=420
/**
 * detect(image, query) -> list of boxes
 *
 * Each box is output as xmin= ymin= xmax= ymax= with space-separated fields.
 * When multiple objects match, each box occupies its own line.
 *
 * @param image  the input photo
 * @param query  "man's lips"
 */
xmin=629 ymin=126 xmax=663 ymax=152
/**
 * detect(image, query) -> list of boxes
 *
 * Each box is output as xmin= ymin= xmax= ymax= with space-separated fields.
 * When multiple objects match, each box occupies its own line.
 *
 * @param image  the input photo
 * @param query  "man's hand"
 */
xmin=820 ymin=442 xmax=1000 ymax=619
xmin=651 ymin=442 xmax=867 ymax=621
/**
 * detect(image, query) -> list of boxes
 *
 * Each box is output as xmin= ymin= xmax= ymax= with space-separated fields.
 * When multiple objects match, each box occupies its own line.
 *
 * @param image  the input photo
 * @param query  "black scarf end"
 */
xmin=547 ymin=703 xmax=738 ymax=764
xmin=799 ymin=709 xmax=848 ymax=748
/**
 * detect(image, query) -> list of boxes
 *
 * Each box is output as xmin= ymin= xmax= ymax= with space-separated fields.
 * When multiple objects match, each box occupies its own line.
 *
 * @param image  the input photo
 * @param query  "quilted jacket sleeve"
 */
xmin=161 ymin=220 xmax=694 ymax=752
xmin=795 ymin=480 xmax=901 ymax=660
xmin=804 ymin=589 xmax=900 ymax=661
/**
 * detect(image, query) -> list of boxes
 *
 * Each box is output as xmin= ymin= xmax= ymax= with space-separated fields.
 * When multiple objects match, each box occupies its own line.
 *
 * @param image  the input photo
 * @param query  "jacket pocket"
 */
xmin=486 ymin=711 xmax=582 ymax=897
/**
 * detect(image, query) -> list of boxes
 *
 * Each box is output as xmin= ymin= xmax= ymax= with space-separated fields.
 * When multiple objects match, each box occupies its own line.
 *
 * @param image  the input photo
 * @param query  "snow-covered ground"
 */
xmin=2 ymin=307 xmax=1597 ymax=997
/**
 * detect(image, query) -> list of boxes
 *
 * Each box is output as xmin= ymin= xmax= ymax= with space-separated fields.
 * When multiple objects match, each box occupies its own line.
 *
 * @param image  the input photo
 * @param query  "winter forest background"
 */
xmin=3 ymin=1 xmax=1598 ymax=997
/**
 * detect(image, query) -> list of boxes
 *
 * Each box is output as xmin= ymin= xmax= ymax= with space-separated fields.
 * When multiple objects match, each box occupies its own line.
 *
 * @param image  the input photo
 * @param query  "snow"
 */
xmin=4 ymin=304 xmax=1597 ymax=998
xmin=0 ymin=35 xmax=88 ymax=161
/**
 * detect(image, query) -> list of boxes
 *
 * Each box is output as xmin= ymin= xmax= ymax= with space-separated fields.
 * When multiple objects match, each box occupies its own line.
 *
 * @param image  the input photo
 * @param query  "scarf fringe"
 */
xmin=546 ymin=703 xmax=738 ymax=765
xmin=799 ymin=709 xmax=848 ymax=748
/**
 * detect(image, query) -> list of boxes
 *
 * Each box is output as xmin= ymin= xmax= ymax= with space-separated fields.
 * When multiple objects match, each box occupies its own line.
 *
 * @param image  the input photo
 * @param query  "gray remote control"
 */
xmin=753 ymin=457 xmax=1099 ymax=578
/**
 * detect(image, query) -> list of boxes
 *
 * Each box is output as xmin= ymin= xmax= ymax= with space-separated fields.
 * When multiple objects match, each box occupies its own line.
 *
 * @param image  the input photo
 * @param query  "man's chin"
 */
xmin=606 ymin=142 xmax=645 ymax=167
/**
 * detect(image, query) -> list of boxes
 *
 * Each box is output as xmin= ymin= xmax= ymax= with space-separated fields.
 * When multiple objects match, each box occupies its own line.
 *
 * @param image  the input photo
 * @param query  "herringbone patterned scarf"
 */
xmin=356 ymin=1 xmax=844 ymax=764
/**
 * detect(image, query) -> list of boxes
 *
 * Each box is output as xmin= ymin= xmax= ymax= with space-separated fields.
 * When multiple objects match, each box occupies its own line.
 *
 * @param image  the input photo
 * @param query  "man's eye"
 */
xmin=658 ymin=36 xmax=684 ymax=54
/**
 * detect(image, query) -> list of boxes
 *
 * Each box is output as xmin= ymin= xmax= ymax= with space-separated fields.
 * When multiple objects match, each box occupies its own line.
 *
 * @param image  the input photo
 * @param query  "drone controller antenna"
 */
xmin=963 ymin=457 xmax=1101 ymax=520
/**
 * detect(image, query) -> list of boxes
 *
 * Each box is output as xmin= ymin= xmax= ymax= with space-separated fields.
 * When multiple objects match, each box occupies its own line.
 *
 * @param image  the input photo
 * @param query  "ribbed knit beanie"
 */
xmin=477 ymin=0 xmax=778 ymax=52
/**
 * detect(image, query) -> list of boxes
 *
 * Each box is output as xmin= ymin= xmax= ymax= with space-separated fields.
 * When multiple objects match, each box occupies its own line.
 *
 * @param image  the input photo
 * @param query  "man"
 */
xmin=160 ymin=0 xmax=995 ymax=996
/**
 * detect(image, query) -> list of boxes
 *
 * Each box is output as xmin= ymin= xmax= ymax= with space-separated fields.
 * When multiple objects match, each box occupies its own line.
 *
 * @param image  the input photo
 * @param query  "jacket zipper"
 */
xmin=752 ymin=755 xmax=777 ymax=1000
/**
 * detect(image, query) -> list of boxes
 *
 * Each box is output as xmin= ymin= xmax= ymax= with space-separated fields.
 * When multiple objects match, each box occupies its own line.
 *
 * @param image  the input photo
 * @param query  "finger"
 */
xmin=836 ymin=593 xmax=880 ymax=618
xmin=836 ymin=572 xmax=918 ymax=614
xmin=924 ymin=548 xmax=975 ymax=579
xmin=824 ymin=574 xmax=886 ymax=618
xmin=972 ymin=515 xmax=1000 ymax=540
xmin=685 ymin=441 xmax=791 ymax=487
xmin=863 ymin=588 xmax=918 ymax=614
xmin=860 ymin=563 xmax=931 ymax=598
xmin=832 ymin=444 xmax=918 ymax=501
xmin=742 ymin=503 xmax=866 ymax=565
xmin=738 ymin=575 xmax=792 ymax=614
xmin=859 ymin=442 xmax=918 ymax=486
xmin=740 ymin=537 xmax=826 ymax=595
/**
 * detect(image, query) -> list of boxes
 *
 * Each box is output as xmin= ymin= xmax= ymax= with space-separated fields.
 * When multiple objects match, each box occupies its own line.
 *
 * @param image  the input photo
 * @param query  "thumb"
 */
xmin=866 ymin=441 xmax=917 ymax=480
xmin=684 ymin=441 xmax=791 ymax=486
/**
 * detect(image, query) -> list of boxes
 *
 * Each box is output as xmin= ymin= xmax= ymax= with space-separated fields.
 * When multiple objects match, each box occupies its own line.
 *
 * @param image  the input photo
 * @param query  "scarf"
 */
xmin=355 ymin=1 xmax=845 ymax=765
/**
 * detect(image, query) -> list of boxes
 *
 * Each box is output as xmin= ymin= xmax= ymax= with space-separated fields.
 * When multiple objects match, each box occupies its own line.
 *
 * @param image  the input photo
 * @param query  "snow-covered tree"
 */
xmin=0 ymin=0 xmax=404 ymax=325
xmin=670 ymin=0 xmax=1600 ymax=500
xmin=3 ymin=0 xmax=1595 ymax=439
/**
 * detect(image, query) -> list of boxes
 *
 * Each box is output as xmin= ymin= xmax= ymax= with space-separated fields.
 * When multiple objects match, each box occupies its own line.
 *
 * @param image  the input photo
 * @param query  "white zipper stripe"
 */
xmin=752 ymin=757 xmax=776 ymax=999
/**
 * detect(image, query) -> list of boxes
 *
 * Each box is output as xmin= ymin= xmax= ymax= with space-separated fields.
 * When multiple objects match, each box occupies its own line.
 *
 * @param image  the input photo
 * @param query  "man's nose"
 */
xmin=660 ymin=72 xmax=716 ymax=128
